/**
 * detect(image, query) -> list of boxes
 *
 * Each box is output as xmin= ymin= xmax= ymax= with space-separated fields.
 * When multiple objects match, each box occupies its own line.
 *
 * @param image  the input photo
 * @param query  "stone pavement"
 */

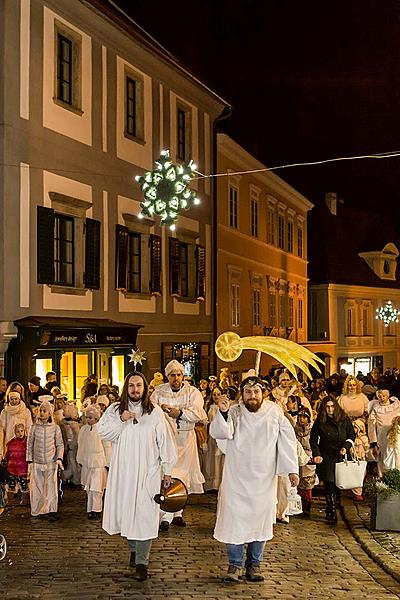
xmin=0 ymin=489 xmax=399 ymax=600
xmin=341 ymin=497 xmax=400 ymax=584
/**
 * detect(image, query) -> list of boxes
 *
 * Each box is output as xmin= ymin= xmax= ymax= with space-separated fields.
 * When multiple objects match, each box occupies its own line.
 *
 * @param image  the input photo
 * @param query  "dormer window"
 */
xmin=359 ymin=243 xmax=399 ymax=281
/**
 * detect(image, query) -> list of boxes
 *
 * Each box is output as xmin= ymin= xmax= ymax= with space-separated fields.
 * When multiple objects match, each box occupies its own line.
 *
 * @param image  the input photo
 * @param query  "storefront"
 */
xmin=338 ymin=355 xmax=383 ymax=377
xmin=5 ymin=317 xmax=141 ymax=398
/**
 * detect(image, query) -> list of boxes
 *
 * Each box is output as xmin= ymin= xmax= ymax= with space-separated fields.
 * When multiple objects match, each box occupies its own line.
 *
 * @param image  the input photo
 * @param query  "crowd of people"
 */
xmin=0 ymin=363 xmax=400 ymax=583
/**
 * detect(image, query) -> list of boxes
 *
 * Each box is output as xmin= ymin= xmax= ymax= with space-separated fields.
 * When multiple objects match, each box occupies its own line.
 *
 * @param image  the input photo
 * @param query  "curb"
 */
xmin=341 ymin=499 xmax=400 ymax=584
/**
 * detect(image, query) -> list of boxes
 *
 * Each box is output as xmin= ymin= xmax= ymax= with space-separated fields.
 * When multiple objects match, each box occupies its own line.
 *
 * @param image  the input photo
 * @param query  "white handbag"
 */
xmin=335 ymin=439 xmax=367 ymax=489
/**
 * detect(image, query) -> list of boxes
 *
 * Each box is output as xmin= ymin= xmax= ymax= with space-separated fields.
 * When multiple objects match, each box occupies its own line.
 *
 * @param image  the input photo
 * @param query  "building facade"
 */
xmin=0 ymin=0 xmax=229 ymax=395
xmin=307 ymin=194 xmax=400 ymax=377
xmin=216 ymin=134 xmax=313 ymax=380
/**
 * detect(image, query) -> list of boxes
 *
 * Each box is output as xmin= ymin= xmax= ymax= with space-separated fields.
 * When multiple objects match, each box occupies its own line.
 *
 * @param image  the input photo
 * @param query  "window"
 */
xmin=362 ymin=305 xmax=371 ymax=336
xmin=231 ymin=283 xmax=240 ymax=326
xmin=269 ymin=294 xmax=276 ymax=327
xmin=297 ymin=226 xmax=303 ymax=258
xmin=177 ymin=105 xmax=191 ymax=162
xmin=229 ymin=186 xmax=238 ymax=228
xmin=251 ymin=198 xmax=258 ymax=237
xmin=298 ymin=299 xmax=303 ymax=329
xmin=127 ymin=232 xmax=141 ymax=293
xmin=180 ymin=242 xmax=189 ymax=297
xmin=125 ymin=77 xmax=137 ymax=137
xmin=267 ymin=208 xmax=275 ymax=245
xmin=54 ymin=214 xmax=74 ymax=286
xmin=278 ymin=215 xmax=285 ymax=249
xmin=57 ymin=34 xmax=73 ymax=105
xmin=346 ymin=307 xmax=354 ymax=336
xmin=252 ymin=289 xmax=261 ymax=326
xmin=288 ymin=296 xmax=294 ymax=327
xmin=279 ymin=295 xmax=286 ymax=328
xmin=287 ymin=221 xmax=293 ymax=253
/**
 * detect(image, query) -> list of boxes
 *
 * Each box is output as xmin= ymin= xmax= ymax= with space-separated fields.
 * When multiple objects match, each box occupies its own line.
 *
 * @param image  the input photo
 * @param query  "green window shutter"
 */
xmin=84 ymin=218 xmax=101 ymax=290
xmin=37 ymin=206 xmax=55 ymax=284
xmin=196 ymin=244 xmax=206 ymax=301
xmin=115 ymin=224 xmax=129 ymax=291
xmin=169 ymin=237 xmax=181 ymax=296
xmin=149 ymin=234 xmax=162 ymax=295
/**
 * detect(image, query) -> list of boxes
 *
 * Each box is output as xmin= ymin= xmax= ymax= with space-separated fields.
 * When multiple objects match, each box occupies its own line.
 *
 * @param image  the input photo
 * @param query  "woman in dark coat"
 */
xmin=310 ymin=394 xmax=355 ymax=524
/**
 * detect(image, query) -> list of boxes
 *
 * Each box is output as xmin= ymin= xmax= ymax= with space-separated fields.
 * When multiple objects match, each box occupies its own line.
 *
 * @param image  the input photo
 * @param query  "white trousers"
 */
xmin=30 ymin=463 xmax=58 ymax=516
xmin=160 ymin=508 xmax=183 ymax=524
xmin=87 ymin=490 xmax=103 ymax=513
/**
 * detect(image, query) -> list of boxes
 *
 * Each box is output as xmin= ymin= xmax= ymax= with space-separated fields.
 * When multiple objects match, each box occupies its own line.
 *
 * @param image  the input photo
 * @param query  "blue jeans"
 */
xmin=127 ymin=539 xmax=153 ymax=565
xmin=226 ymin=541 xmax=266 ymax=568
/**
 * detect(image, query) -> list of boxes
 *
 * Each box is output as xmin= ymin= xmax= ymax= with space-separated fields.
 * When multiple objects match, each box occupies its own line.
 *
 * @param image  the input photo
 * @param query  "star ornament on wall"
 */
xmin=129 ymin=348 xmax=146 ymax=369
xmin=135 ymin=150 xmax=200 ymax=231
xmin=376 ymin=301 xmax=400 ymax=327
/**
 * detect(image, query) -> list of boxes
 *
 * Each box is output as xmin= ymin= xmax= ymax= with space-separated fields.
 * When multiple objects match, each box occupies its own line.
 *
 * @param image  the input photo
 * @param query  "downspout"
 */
xmin=211 ymin=105 xmax=232 ymax=376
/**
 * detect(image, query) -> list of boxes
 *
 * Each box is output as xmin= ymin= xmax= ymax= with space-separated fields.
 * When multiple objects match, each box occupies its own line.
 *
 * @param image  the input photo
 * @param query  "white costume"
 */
xmin=0 ymin=402 xmax=32 ymax=456
xmin=77 ymin=423 xmax=108 ymax=513
xmin=210 ymin=400 xmax=298 ymax=545
xmin=368 ymin=398 xmax=400 ymax=475
xmin=97 ymin=402 xmax=176 ymax=540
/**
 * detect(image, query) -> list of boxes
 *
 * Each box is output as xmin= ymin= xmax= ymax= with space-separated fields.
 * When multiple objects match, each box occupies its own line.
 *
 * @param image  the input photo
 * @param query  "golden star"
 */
xmin=128 ymin=348 xmax=146 ymax=367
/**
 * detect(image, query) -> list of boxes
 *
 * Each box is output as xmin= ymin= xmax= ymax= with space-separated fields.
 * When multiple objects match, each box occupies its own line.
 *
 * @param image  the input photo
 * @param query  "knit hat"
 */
xmin=86 ymin=404 xmax=101 ymax=420
xmin=29 ymin=376 xmax=41 ymax=386
xmin=96 ymin=395 xmax=109 ymax=408
xmin=165 ymin=359 xmax=184 ymax=376
xmin=39 ymin=398 xmax=54 ymax=415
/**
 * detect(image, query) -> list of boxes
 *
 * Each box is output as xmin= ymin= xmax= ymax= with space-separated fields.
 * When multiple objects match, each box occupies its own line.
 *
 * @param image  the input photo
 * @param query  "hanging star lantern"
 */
xmin=135 ymin=150 xmax=200 ymax=231
xmin=376 ymin=301 xmax=400 ymax=327
xmin=129 ymin=348 xmax=146 ymax=369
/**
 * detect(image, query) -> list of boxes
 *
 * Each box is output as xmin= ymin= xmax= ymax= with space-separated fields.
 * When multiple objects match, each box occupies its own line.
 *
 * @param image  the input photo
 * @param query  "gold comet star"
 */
xmin=215 ymin=331 xmax=324 ymax=379
xmin=128 ymin=348 xmax=146 ymax=368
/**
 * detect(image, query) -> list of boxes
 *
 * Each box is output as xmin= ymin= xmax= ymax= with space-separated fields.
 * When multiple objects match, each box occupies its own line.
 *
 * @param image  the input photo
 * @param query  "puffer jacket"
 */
xmin=0 ymin=402 xmax=33 ymax=456
xmin=26 ymin=420 xmax=64 ymax=464
xmin=5 ymin=437 xmax=28 ymax=477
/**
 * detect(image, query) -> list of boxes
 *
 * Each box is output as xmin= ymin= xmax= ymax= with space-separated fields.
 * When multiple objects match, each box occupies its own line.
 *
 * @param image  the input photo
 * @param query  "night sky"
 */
xmin=116 ymin=0 xmax=400 ymax=214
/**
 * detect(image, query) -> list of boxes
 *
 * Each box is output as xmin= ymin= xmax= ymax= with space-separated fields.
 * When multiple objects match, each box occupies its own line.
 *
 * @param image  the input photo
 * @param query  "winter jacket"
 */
xmin=0 ymin=402 xmax=33 ymax=457
xmin=310 ymin=415 xmax=355 ymax=483
xmin=5 ymin=437 xmax=28 ymax=477
xmin=26 ymin=421 xmax=64 ymax=464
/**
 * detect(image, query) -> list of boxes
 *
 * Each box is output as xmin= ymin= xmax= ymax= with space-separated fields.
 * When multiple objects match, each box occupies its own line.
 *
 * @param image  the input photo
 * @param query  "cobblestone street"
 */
xmin=1 ymin=489 xmax=399 ymax=599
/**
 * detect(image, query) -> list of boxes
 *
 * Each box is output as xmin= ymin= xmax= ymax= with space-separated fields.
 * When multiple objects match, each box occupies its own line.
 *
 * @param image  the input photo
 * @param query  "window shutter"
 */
xmin=196 ymin=245 xmax=206 ymax=301
xmin=169 ymin=237 xmax=181 ymax=296
xmin=115 ymin=224 xmax=129 ymax=290
xmin=149 ymin=234 xmax=162 ymax=295
xmin=37 ymin=206 xmax=55 ymax=284
xmin=84 ymin=218 xmax=101 ymax=289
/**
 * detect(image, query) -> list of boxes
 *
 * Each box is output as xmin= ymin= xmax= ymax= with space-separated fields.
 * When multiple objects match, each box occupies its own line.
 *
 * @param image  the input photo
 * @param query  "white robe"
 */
xmin=210 ymin=400 xmax=298 ymax=545
xmin=76 ymin=424 xmax=108 ymax=494
xmin=151 ymin=383 xmax=207 ymax=494
xmin=97 ymin=402 xmax=176 ymax=541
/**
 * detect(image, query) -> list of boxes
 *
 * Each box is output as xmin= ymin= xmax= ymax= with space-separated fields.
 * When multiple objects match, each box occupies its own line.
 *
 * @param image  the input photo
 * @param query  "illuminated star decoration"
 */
xmin=128 ymin=348 xmax=147 ymax=369
xmin=376 ymin=301 xmax=400 ymax=327
xmin=135 ymin=150 xmax=200 ymax=231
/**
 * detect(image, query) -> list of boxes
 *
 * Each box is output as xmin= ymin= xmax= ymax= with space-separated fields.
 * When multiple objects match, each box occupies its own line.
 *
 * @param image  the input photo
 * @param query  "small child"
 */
xmin=76 ymin=405 xmax=108 ymax=519
xmin=5 ymin=423 xmax=29 ymax=505
xmin=383 ymin=415 xmax=400 ymax=470
xmin=351 ymin=418 xmax=369 ymax=501
xmin=60 ymin=403 xmax=81 ymax=486
xmin=294 ymin=409 xmax=316 ymax=516
xmin=27 ymin=400 xmax=64 ymax=520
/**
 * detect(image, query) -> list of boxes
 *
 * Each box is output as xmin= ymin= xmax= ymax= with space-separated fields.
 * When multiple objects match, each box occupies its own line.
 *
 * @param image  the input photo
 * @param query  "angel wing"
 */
xmin=215 ymin=332 xmax=324 ymax=379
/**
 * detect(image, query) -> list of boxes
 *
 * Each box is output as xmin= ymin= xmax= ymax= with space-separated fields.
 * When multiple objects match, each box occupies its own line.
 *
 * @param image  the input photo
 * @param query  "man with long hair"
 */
xmin=97 ymin=371 xmax=176 ymax=581
xmin=151 ymin=359 xmax=207 ymax=531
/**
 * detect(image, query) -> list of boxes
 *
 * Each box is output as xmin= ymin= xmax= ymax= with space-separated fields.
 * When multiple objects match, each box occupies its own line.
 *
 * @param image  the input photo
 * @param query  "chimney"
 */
xmin=325 ymin=192 xmax=337 ymax=215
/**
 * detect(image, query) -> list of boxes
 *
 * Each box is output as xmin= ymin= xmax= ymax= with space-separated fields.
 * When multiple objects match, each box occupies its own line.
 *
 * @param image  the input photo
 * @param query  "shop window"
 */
xmin=177 ymin=104 xmax=191 ymax=162
xmin=54 ymin=24 xmax=81 ymax=111
xmin=37 ymin=206 xmax=100 ymax=290
xmin=35 ymin=358 xmax=53 ymax=387
xmin=112 ymin=355 xmax=125 ymax=392
xmin=229 ymin=185 xmax=238 ymax=228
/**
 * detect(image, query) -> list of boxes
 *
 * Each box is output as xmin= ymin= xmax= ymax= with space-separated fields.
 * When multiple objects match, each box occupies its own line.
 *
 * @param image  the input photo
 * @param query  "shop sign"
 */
xmin=38 ymin=328 xmax=135 ymax=347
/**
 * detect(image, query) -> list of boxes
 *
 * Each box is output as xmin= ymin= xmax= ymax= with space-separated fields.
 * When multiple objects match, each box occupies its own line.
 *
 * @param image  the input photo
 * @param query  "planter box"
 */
xmin=371 ymin=493 xmax=400 ymax=531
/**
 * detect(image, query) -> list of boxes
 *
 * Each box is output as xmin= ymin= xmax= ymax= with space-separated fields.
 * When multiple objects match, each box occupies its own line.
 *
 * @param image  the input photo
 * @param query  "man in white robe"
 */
xmin=97 ymin=371 xmax=176 ymax=582
xmin=210 ymin=376 xmax=299 ymax=583
xmin=151 ymin=359 xmax=207 ymax=530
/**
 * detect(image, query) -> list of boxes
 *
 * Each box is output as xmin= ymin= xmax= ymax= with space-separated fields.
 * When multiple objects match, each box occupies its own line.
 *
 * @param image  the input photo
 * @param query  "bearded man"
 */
xmin=210 ymin=376 xmax=299 ymax=583
xmin=151 ymin=359 xmax=207 ymax=530
xmin=97 ymin=371 xmax=176 ymax=581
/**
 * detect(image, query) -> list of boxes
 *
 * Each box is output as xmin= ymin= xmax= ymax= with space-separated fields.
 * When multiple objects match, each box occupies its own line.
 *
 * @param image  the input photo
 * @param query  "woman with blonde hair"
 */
xmin=383 ymin=415 xmax=400 ymax=470
xmin=339 ymin=375 xmax=368 ymax=421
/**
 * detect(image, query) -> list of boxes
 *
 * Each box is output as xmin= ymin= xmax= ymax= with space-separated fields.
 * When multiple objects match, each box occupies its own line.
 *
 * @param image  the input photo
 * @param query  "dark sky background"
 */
xmin=116 ymin=0 xmax=400 ymax=214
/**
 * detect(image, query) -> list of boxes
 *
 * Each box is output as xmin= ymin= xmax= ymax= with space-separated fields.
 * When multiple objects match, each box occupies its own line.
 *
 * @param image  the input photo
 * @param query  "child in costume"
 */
xmin=60 ymin=403 xmax=81 ymax=486
xmin=5 ymin=423 xmax=29 ymax=505
xmin=294 ymin=408 xmax=316 ymax=516
xmin=27 ymin=399 xmax=64 ymax=520
xmin=383 ymin=415 xmax=400 ymax=470
xmin=77 ymin=404 xmax=108 ymax=519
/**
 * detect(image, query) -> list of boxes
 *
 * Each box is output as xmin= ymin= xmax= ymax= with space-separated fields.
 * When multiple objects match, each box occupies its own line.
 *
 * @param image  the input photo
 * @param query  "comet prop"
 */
xmin=215 ymin=331 xmax=324 ymax=378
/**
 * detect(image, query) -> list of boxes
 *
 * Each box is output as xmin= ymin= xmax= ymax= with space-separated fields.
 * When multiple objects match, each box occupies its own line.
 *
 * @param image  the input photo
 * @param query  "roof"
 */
xmin=14 ymin=317 xmax=142 ymax=329
xmin=308 ymin=201 xmax=400 ymax=289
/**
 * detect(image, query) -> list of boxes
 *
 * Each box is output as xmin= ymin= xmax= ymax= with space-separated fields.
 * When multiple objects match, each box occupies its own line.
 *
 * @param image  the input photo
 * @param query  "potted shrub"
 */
xmin=366 ymin=469 xmax=400 ymax=531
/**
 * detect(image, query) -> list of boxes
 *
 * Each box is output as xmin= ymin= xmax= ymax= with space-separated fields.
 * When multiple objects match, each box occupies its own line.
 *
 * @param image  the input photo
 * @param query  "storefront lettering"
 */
xmin=53 ymin=335 xmax=78 ymax=343
xmin=85 ymin=333 xmax=97 ymax=343
xmin=38 ymin=328 xmax=135 ymax=347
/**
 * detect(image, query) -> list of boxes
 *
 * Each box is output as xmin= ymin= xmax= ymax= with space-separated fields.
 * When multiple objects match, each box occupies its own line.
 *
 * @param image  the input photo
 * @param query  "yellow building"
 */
xmin=216 ymin=134 xmax=313 ymax=380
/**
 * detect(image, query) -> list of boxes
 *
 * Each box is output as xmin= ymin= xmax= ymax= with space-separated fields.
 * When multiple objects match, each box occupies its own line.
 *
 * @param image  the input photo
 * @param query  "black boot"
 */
xmin=325 ymin=494 xmax=337 ymax=525
xmin=301 ymin=497 xmax=311 ymax=517
xmin=335 ymin=489 xmax=342 ymax=509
